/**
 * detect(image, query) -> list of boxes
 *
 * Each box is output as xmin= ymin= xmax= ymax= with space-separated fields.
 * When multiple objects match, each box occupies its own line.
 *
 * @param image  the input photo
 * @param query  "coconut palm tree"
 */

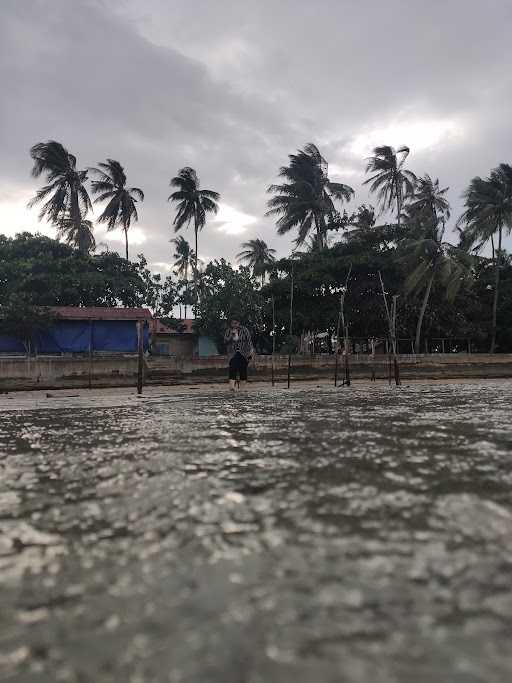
xmin=172 ymin=236 xmax=194 ymax=279
xmin=350 ymin=204 xmax=377 ymax=231
xmin=266 ymin=143 xmax=354 ymax=248
xmin=237 ymin=238 xmax=276 ymax=285
xmin=172 ymin=235 xmax=195 ymax=318
xmin=403 ymin=181 xmax=470 ymax=353
xmin=28 ymin=140 xmax=92 ymax=255
xmin=408 ymin=174 xmax=450 ymax=221
xmin=364 ymin=145 xmax=416 ymax=228
xmin=459 ymin=164 xmax=512 ymax=352
xmin=89 ymin=159 xmax=144 ymax=261
xmin=168 ymin=167 xmax=220 ymax=288
xmin=58 ymin=214 xmax=96 ymax=254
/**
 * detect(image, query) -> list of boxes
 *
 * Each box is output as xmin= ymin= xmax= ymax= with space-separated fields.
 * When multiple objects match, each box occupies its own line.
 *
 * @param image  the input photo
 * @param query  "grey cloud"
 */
xmin=1 ymin=0 xmax=512 ymax=265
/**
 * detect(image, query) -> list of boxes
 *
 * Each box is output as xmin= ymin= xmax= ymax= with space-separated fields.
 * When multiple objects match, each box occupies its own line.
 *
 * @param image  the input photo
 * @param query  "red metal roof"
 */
xmin=149 ymin=319 xmax=173 ymax=334
xmin=50 ymin=307 xmax=153 ymax=321
xmin=149 ymin=318 xmax=196 ymax=335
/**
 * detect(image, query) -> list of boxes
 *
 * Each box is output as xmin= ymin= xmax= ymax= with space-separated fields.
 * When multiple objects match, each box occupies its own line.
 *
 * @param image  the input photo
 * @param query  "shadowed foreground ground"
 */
xmin=1 ymin=382 xmax=512 ymax=682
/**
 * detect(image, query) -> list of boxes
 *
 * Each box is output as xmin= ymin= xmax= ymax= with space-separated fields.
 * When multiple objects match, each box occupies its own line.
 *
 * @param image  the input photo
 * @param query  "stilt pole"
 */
xmin=137 ymin=320 xmax=144 ymax=395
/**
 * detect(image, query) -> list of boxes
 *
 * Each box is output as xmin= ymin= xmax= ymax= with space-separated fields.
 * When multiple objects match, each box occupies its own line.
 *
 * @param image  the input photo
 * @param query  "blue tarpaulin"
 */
xmin=0 ymin=334 xmax=26 ymax=353
xmin=0 ymin=320 xmax=149 ymax=354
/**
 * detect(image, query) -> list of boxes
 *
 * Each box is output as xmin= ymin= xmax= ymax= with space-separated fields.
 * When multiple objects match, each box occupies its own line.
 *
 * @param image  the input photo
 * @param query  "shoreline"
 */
xmin=1 ymin=377 xmax=510 ymax=410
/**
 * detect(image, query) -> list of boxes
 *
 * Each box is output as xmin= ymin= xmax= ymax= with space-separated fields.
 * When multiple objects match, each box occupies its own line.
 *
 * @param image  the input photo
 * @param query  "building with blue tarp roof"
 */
xmin=0 ymin=307 xmax=152 ymax=354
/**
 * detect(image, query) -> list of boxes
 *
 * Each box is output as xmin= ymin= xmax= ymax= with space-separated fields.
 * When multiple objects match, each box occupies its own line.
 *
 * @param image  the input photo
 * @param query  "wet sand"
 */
xmin=1 ymin=381 xmax=512 ymax=681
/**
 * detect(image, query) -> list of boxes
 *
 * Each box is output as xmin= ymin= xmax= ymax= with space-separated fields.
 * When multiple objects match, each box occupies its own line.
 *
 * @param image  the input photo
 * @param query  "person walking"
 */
xmin=224 ymin=318 xmax=254 ymax=391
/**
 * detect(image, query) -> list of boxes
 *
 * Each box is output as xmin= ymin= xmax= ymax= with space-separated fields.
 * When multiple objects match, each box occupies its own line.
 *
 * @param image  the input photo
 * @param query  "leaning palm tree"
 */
xmin=89 ymin=159 xmax=144 ymax=261
xmin=28 ymin=140 xmax=92 ymax=255
xmin=364 ymin=145 xmax=416 ymax=228
xmin=266 ymin=143 xmax=354 ymax=247
xmin=58 ymin=214 xmax=96 ymax=254
xmin=237 ymin=238 xmax=276 ymax=285
xmin=171 ymin=236 xmax=195 ymax=318
xmin=168 ymin=167 xmax=220 ymax=286
xmin=459 ymin=163 xmax=512 ymax=352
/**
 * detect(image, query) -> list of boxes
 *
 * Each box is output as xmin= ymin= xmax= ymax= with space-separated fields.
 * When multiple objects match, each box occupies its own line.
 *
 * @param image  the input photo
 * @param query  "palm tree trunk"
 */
xmin=70 ymin=184 xmax=83 ymax=254
xmin=395 ymin=177 xmax=401 ymax=230
xmin=490 ymin=226 xmax=502 ymax=353
xmin=415 ymin=271 xmax=435 ymax=354
xmin=124 ymin=228 xmax=129 ymax=261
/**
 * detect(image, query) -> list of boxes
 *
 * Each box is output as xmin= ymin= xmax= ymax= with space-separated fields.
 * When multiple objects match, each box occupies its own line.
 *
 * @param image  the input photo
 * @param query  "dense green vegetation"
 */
xmin=1 ymin=138 xmax=512 ymax=353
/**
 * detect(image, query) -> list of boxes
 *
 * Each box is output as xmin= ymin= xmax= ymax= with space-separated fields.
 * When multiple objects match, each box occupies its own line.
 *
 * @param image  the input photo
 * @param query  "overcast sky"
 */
xmin=1 ymin=0 xmax=511 ymax=272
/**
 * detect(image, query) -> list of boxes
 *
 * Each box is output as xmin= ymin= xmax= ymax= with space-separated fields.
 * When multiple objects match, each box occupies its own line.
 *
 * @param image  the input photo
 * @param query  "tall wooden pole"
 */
xmin=335 ymin=265 xmax=352 ymax=387
xmin=287 ymin=260 xmax=294 ymax=389
xmin=137 ymin=320 xmax=144 ymax=395
xmin=378 ymin=271 xmax=400 ymax=387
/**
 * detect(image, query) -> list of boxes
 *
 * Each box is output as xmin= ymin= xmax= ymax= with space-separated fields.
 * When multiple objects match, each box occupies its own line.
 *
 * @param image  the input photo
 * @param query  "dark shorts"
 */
xmin=229 ymin=352 xmax=248 ymax=381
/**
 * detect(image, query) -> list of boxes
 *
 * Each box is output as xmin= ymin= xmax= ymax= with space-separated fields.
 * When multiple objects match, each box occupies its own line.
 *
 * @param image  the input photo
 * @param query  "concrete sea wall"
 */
xmin=1 ymin=353 xmax=511 ymax=392
xmin=0 ymin=355 xmax=139 ymax=391
xmin=180 ymin=353 xmax=512 ymax=383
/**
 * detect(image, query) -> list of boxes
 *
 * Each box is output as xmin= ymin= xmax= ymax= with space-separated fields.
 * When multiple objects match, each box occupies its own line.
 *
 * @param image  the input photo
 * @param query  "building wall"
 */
xmin=152 ymin=334 xmax=196 ymax=358
xmin=198 ymin=336 xmax=219 ymax=357
xmin=152 ymin=334 xmax=218 ymax=358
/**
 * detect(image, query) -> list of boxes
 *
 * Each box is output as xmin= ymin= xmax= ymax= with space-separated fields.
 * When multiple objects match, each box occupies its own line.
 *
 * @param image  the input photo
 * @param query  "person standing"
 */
xmin=224 ymin=318 xmax=254 ymax=391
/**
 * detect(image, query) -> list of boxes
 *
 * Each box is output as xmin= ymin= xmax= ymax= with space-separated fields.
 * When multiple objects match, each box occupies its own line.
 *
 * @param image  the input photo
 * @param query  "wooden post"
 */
xmin=344 ymin=324 xmax=350 ymax=386
xmin=137 ymin=320 xmax=144 ymax=395
xmin=271 ymin=295 xmax=276 ymax=387
xmin=88 ymin=320 xmax=93 ymax=390
xmin=391 ymin=295 xmax=401 ymax=386
xmin=370 ymin=337 xmax=376 ymax=382
xmin=441 ymin=338 xmax=445 ymax=354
